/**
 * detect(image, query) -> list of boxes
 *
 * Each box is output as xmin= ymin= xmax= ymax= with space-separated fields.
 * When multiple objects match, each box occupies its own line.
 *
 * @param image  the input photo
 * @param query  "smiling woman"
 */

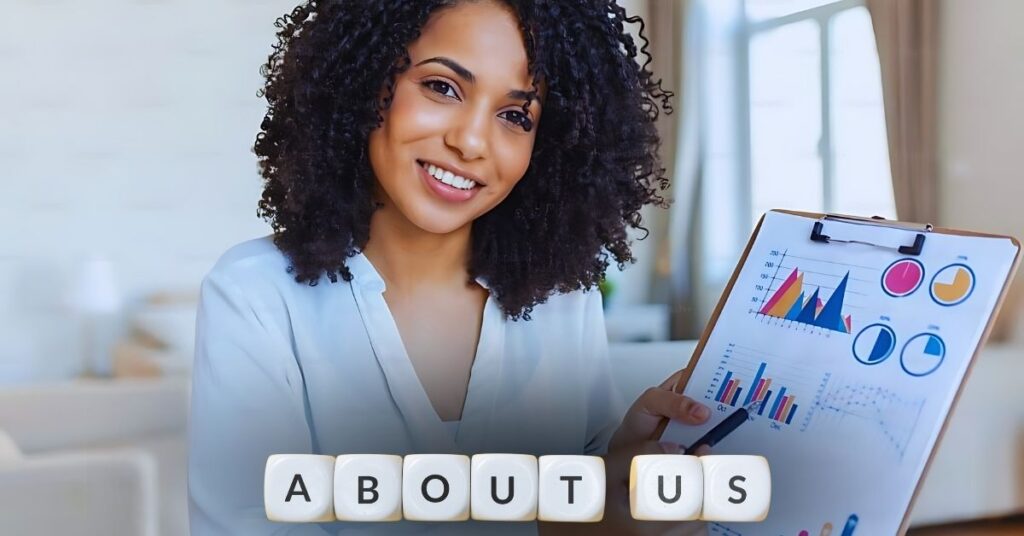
xmin=188 ymin=1 xmax=712 ymax=535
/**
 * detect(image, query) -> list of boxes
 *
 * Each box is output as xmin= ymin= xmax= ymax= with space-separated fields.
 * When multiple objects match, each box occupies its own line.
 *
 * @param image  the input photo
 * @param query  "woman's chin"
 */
xmin=405 ymin=210 xmax=474 ymax=236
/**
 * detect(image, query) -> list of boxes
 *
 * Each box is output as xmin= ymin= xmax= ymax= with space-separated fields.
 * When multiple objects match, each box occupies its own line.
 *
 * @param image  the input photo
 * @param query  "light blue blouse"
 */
xmin=187 ymin=237 xmax=623 ymax=535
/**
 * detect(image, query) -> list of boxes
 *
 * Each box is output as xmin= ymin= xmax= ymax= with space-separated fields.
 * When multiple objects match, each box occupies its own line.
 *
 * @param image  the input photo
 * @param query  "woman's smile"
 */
xmin=417 ymin=159 xmax=482 ymax=203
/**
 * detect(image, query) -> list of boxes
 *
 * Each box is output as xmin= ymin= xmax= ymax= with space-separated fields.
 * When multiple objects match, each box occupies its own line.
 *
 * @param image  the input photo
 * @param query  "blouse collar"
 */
xmin=346 ymin=251 xmax=491 ymax=293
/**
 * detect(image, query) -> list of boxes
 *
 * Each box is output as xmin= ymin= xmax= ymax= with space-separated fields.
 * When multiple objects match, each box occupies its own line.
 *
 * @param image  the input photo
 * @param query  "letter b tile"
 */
xmin=630 ymin=454 xmax=703 ymax=521
xmin=402 ymin=454 xmax=471 ymax=521
xmin=334 ymin=454 xmax=403 ymax=521
xmin=471 ymin=454 xmax=538 ymax=521
xmin=264 ymin=454 xmax=336 ymax=522
xmin=700 ymin=455 xmax=771 ymax=522
xmin=538 ymin=455 xmax=605 ymax=522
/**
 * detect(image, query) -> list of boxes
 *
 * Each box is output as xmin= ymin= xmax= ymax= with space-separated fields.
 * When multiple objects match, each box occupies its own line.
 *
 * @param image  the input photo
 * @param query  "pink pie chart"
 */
xmin=882 ymin=258 xmax=925 ymax=297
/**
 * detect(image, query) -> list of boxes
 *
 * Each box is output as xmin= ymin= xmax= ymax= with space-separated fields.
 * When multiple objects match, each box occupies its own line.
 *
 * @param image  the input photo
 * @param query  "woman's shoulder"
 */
xmin=202 ymin=236 xmax=301 ymax=296
xmin=527 ymin=286 xmax=605 ymax=321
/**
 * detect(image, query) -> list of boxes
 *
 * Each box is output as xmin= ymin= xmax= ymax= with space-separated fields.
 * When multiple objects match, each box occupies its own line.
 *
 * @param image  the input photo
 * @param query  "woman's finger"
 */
xmin=657 ymin=369 xmax=683 ymax=390
xmin=612 ymin=388 xmax=711 ymax=449
xmin=637 ymin=388 xmax=711 ymax=425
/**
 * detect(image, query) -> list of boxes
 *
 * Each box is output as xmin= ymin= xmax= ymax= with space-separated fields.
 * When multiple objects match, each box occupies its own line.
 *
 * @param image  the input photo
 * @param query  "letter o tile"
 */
xmin=402 ymin=454 xmax=471 ymax=521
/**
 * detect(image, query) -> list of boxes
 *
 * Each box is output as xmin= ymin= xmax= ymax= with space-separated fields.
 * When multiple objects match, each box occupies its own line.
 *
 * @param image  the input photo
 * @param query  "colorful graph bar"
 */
xmin=716 ymin=371 xmax=733 ymax=401
xmin=716 ymin=361 xmax=799 ymax=424
xmin=715 ymin=372 xmax=750 ymax=408
xmin=743 ymin=362 xmax=766 ymax=405
xmin=759 ymin=267 xmax=853 ymax=333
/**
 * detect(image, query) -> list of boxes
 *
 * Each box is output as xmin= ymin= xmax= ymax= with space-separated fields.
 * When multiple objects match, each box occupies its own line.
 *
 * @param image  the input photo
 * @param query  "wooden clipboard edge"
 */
xmin=895 ymin=233 xmax=1021 ymax=534
xmin=650 ymin=210 xmax=769 ymax=439
xmin=649 ymin=208 xmax=1022 ymax=536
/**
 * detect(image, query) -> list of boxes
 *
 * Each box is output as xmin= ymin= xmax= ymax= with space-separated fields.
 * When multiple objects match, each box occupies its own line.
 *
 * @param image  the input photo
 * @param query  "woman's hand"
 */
xmin=603 ymin=370 xmax=712 ymax=535
xmin=608 ymin=369 xmax=712 ymax=453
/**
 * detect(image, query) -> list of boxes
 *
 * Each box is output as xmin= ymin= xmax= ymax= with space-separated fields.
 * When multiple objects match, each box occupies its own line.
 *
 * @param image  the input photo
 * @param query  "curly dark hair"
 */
xmin=254 ymin=0 xmax=674 ymax=320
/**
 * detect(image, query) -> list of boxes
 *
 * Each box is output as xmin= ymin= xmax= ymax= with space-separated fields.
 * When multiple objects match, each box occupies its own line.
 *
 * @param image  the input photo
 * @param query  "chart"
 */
xmin=752 ymin=250 xmax=866 ymax=334
xmin=900 ymin=333 xmax=946 ymax=377
xmin=804 ymin=380 xmax=925 ymax=460
xmin=851 ymin=323 xmax=896 ymax=365
xmin=930 ymin=263 xmax=975 ymax=306
xmin=881 ymin=258 xmax=925 ymax=297
xmin=705 ymin=343 xmax=827 ymax=429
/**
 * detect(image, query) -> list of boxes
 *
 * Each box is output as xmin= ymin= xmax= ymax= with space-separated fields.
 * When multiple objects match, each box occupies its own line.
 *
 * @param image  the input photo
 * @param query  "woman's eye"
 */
xmin=501 ymin=110 xmax=534 ymax=132
xmin=424 ymin=80 xmax=458 ymax=100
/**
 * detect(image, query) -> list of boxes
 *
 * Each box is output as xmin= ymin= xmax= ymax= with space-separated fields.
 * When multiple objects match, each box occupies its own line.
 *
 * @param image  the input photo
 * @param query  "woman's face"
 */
xmin=368 ymin=0 xmax=543 ymax=235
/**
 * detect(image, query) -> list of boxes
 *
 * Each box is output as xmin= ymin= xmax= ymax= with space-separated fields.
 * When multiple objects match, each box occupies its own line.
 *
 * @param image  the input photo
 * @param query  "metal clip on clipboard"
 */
xmin=809 ymin=214 xmax=933 ymax=256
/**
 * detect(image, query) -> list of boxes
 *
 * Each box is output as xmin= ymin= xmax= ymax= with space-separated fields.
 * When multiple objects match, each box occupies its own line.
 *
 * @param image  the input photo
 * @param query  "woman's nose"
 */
xmin=443 ymin=105 xmax=489 ymax=162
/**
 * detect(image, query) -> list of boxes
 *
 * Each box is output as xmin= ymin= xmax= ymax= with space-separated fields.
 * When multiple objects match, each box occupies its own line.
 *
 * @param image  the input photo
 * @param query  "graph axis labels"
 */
xmin=881 ymin=258 xmax=925 ymax=298
xmin=851 ymin=323 xmax=897 ymax=366
xmin=929 ymin=263 xmax=976 ymax=307
xmin=900 ymin=333 xmax=946 ymax=377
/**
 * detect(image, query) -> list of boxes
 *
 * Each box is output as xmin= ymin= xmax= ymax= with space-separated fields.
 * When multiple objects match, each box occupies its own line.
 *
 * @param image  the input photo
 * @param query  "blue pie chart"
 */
xmin=900 ymin=333 xmax=946 ymax=377
xmin=852 ymin=323 xmax=896 ymax=365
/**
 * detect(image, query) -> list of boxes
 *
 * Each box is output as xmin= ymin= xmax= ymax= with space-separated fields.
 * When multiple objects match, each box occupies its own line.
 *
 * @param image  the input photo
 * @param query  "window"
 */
xmin=695 ymin=0 xmax=894 ymax=320
xmin=747 ymin=0 xmax=894 ymax=226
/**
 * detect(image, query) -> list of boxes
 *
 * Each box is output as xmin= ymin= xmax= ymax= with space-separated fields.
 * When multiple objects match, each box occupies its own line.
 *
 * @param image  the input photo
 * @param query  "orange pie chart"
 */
xmin=930 ymin=264 xmax=975 ymax=306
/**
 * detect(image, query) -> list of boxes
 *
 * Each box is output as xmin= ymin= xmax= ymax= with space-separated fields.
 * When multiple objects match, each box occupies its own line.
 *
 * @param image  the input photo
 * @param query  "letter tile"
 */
xmin=470 ymin=454 xmax=539 ymax=521
xmin=537 ymin=455 xmax=605 ymax=522
xmin=700 ymin=455 xmax=771 ymax=522
xmin=402 ymin=454 xmax=471 ymax=521
xmin=264 ymin=454 xmax=336 ymax=522
xmin=334 ymin=454 xmax=403 ymax=521
xmin=630 ymin=454 xmax=703 ymax=521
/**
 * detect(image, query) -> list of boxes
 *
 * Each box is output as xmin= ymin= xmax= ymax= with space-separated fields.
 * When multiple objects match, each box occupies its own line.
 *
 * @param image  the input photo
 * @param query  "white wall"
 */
xmin=939 ymin=0 xmax=1024 ymax=340
xmin=938 ymin=0 xmax=1024 ymax=237
xmin=0 ymin=0 xmax=295 ymax=380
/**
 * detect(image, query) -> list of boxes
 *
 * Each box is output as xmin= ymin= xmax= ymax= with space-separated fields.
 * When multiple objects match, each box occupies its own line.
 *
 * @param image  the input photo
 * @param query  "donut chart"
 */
xmin=900 ymin=333 xmax=946 ymax=377
xmin=852 ymin=323 xmax=896 ymax=365
xmin=930 ymin=263 xmax=975 ymax=306
xmin=881 ymin=259 xmax=925 ymax=298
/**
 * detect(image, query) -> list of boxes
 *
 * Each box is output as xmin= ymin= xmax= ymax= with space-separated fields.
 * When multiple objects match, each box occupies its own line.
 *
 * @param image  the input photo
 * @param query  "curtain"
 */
xmin=647 ymin=0 xmax=703 ymax=340
xmin=865 ymin=0 xmax=940 ymax=224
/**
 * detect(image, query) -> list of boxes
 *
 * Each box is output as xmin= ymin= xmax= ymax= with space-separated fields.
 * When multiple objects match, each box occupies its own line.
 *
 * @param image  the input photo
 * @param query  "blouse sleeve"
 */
xmin=582 ymin=289 xmax=626 ymax=456
xmin=188 ymin=267 xmax=333 ymax=535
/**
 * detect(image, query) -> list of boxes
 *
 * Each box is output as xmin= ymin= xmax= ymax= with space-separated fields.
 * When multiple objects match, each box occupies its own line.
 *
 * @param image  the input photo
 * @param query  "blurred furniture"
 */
xmin=0 ymin=378 xmax=189 ymax=536
xmin=604 ymin=303 xmax=671 ymax=342
xmin=0 ymin=428 xmax=158 ymax=536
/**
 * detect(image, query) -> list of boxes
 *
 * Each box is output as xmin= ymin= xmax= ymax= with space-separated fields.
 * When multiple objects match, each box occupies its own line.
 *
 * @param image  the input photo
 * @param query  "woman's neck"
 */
xmin=361 ymin=203 xmax=474 ymax=293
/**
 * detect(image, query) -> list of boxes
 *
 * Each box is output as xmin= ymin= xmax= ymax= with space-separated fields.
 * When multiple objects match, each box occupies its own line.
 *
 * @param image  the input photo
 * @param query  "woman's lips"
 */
xmin=418 ymin=162 xmax=480 ymax=203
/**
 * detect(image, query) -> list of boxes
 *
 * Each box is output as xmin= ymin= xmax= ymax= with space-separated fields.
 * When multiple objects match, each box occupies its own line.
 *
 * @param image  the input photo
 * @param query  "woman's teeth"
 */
xmin=421 ymin=162 xmax=477 ymax=190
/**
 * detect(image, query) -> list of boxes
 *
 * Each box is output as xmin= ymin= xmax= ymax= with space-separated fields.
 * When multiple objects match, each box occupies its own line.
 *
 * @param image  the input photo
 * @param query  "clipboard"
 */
xmin=654 ymin=209 xmax=1021 ymax=535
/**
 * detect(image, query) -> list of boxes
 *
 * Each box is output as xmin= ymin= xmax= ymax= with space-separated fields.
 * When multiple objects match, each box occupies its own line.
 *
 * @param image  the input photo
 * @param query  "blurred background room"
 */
xmin=1 ymin=0 xmax=1022 ymax=534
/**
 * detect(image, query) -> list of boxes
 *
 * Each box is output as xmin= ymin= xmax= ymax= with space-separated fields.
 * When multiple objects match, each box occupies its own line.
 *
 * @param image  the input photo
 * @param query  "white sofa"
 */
xmin=0 ymin=431 xmax=158 ymax=536
xmin=0 ymin=341 xmax=1020 ymax=534
xmin=0 ymin=378 xmax=189 ymax=535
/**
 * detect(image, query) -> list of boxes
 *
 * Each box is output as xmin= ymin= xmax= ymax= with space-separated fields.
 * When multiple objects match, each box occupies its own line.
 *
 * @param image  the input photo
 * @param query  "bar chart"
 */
xmin=706 ymin=344 xmax=828 ymax=430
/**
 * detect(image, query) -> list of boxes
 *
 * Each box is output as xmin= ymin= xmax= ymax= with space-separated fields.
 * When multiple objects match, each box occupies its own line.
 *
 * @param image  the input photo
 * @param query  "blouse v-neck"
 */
xmin=345 ymin=252 xmax=506 ymax=454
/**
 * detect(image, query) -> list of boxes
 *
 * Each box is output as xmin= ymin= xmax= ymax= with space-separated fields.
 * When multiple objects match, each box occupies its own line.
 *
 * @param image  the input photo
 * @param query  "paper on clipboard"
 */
xmin=660 ymin=210 xmax=1020 ymax=535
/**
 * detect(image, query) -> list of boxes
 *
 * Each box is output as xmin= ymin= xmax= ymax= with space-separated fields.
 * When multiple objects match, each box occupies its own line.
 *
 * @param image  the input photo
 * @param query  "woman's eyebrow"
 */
xmin=415 ymin=56 xmax=538 ymax=101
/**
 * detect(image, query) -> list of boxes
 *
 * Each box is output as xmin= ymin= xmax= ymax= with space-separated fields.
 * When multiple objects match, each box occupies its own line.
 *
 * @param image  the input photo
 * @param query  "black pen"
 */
xmin=683 ymin=400 xmax=761 ymax=455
